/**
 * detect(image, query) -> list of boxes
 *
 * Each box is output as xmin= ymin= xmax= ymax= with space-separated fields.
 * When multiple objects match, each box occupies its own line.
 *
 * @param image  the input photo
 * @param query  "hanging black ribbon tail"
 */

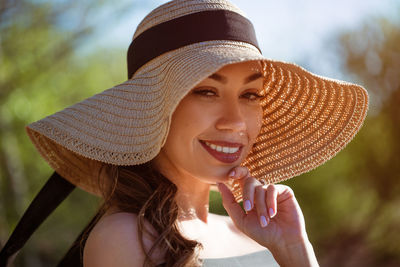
xmin=0 ymin=172 xmax=75 ymax=267
xmin=57 ymin=210 xmax=102 ymax=267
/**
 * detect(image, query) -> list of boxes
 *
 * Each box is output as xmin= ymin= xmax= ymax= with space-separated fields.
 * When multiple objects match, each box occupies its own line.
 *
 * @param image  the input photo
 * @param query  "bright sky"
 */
xmin=90 ymin=0 xmax=398 ymax=78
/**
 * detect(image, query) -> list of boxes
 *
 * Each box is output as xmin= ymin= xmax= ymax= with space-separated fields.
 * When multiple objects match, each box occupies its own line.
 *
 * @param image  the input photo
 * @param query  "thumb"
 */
xmin=217 ymin=183 xmax=245 ymax=231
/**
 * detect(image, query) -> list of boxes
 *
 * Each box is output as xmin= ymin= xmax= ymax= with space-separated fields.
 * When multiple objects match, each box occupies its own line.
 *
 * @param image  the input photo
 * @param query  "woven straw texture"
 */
xmin=25 ymin=0 xmax=369 ymax=200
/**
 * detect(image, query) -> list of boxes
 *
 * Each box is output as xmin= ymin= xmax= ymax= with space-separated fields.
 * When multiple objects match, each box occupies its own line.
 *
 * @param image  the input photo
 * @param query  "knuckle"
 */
xmin=266 ymin=184 xmax=276 ymax=193
xmin=267 ymin=183 xmax=275 ymax=190
xmin=288 ymin=188 xmax=295 ymax=197
xmin=254 ymin=184 xmax=265 ymax=194
xmin=243 ymin=176 xmax=255 ymax=187
xmin=283 ymin=185 xmax=295 ymax=196
xmin=240 ymin=166 xmax=250 ymax=177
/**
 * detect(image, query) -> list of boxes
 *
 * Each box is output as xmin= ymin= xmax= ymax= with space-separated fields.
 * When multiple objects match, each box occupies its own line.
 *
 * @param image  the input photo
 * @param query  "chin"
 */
xmin=196 ymin=166 xmax=234 ymax=184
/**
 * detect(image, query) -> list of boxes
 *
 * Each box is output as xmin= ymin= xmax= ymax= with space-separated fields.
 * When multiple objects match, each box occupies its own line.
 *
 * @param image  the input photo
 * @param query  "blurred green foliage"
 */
xmin=1 ymin=1 xmax=399 ymax=266
xmin=0 ymin=0 xmax=134 ymax=266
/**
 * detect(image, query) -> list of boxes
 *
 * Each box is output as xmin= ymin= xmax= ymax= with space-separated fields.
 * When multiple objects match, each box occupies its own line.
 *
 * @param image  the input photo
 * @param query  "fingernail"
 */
xmin=269 ymin=208 xmax=275 ymax=218
xmin=229 ymin=170 xmax=235 ymax=177
xmin=260 ymin=216 xmax=268 ymax=227
xmin=244 ymin=200 xmax=251 ymax=211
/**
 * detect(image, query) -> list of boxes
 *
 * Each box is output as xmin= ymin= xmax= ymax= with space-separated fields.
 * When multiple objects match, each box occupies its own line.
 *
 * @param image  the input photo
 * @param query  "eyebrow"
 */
xmin=208 ymin=72 xmax=263 ymax=85
xmin=244 ymin=72 xmax=263 ymax=84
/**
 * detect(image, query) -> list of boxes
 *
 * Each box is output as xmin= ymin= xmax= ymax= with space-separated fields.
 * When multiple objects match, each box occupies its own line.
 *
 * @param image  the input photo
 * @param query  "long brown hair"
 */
xmin=92 ymin=161 xmax=202 ymax=267
xmin=82 ymin=60 xmax=268 ymax=266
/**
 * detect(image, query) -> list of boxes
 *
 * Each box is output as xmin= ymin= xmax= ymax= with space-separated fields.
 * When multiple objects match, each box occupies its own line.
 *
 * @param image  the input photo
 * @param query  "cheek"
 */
xmin=164 ymin=99 xmax=211 ymax=154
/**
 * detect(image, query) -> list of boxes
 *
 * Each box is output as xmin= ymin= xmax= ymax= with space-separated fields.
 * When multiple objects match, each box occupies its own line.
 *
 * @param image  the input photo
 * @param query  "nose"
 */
xmin=215 ymin=101 xmax=246 ymax=132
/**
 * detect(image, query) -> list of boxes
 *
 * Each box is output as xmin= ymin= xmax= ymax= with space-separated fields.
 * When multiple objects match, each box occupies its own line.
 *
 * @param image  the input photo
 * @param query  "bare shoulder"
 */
xmin=83 ymin=212 xmax=164 ymax=267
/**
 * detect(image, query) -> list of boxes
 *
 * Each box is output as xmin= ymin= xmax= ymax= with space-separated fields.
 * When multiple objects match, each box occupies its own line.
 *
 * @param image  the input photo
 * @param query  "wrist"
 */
xmin=269 ymin=238 xmax=319 ymax=267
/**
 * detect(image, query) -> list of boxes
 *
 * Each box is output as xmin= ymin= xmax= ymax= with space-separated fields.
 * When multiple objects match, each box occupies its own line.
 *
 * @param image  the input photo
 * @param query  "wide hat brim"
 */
xmin=26 ymin=40 xmax=369 ymax=200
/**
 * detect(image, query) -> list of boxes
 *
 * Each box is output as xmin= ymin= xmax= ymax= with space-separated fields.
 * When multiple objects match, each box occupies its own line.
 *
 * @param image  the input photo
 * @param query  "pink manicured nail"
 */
xmin=260 ymin=216 xmax=268 ymax=227
xmin=229 ymin=170 xmax=235 ymax=177
xmin=269 ymin=208 xmax=275 ymax=218
xmin=244 ymin=200 xmax=251 ymax=211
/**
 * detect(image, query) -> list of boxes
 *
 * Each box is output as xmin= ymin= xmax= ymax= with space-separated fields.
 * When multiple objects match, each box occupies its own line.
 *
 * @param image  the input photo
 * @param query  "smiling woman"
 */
xmin=1 ymin=0 xmax=369 ymax=266
xmin=154 ymin=61 xmax=264 ymax=183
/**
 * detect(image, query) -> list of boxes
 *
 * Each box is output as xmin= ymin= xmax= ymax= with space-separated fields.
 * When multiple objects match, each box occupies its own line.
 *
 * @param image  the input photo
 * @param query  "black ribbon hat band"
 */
xmin=127 ymin=10 xmax=261 ymax=78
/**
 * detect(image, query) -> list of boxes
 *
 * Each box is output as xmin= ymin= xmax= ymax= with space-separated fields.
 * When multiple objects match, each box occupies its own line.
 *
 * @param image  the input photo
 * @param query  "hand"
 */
xmin=217 ymin=166 xmax=312 ymax=255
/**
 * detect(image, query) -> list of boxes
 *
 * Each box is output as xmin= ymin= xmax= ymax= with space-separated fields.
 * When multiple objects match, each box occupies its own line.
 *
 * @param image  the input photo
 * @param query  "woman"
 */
xmin=82 ymin=60 xmax=318 ymax=266
xmin=23 ymin=0 xmax=369 ymax=266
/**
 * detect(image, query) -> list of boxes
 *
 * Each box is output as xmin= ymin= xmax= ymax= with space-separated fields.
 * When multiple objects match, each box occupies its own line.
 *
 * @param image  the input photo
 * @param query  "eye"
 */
xmin=192 ymin=88 xmax=218 ymax=97
xmin=241 ymin=91 xmax=263 ymax=101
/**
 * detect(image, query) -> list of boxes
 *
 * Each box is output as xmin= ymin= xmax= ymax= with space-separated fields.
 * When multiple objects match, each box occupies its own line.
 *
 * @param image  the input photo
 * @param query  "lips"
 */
xmin=199 ymin=140 xmax=244 ymax=164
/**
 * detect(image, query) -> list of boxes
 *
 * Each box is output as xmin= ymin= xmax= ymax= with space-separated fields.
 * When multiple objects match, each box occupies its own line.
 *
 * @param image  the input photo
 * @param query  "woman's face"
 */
xmin=154 ymin=61 xmax=264 ymax=184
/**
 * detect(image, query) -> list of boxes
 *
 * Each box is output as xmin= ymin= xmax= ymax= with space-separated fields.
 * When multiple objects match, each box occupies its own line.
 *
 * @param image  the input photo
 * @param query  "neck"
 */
xmin=152 ymin=159 xmax=211 ymax=223
xmin=175 ymin=179 xmax=211 ymax=223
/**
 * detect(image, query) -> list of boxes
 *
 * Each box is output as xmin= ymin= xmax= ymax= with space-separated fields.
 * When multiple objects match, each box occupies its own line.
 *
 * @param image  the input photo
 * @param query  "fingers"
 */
xmin=242 ymin=177 xmax=258 ymax=212
xmin=265 ymin=184 xmax=278 ymax=218
xmin=253 ymin=184 xmax=279 ymax=227
xmin=217 ymin=183 xmax=245 ymax=231
xmin=227 ymin=166 xmax=279 ymax=228
xmin=228 ymin=166 xmax=256 ymax=212
xmin=255 ymin=185 xmax=269 ymax=227
xmin=228 ymin=166 xmax=250 ymax=179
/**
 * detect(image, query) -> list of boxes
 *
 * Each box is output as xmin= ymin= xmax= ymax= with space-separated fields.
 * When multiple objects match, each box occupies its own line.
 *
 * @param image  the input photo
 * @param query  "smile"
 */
xmin=204 ymin=141 xmax=240 ymax=154
xmin=199 ymin=140 xmax=243 ymax=164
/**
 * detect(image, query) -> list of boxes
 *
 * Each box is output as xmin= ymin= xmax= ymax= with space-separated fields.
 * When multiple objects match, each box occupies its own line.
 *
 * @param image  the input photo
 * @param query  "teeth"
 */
xmin=205 ymin=141 xmax=240 ymax=154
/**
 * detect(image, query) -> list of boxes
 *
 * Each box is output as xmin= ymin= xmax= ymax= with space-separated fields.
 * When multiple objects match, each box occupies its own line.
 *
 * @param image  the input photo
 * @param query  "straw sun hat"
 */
xmin=25 ymin=0 xmax=369 ymax=200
